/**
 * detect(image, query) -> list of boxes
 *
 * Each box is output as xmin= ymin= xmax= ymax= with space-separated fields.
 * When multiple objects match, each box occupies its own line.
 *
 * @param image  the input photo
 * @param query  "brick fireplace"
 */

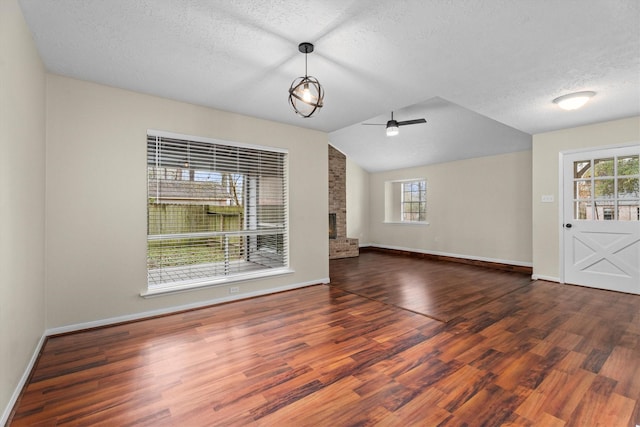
xmin=329 ymin=145 xmax=359 ymax=259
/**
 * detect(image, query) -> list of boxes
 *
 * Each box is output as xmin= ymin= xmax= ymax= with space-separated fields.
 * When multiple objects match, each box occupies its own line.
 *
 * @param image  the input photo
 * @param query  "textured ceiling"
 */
xmin=18 ymin=0 xmax=640 ymax=171
xmin=331 ymin=97 xmax=532 ymax=172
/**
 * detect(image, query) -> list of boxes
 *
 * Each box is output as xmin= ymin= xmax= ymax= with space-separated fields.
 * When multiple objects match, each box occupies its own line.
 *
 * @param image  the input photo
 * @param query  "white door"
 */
xmin=562 ymin=145 xmax=640 ymax=294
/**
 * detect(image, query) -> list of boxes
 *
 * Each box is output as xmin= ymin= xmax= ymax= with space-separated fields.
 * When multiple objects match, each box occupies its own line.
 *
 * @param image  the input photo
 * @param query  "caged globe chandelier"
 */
xmin=288 ymin=42 xmax=324 ymax=118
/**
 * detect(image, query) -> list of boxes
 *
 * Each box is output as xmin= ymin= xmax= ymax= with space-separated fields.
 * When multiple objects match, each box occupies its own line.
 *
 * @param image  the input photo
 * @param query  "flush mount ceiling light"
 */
xmin=288 ymin=42 xmax=324 ymax=118
xmin=552 ymin=91 xmax=596 ymax=110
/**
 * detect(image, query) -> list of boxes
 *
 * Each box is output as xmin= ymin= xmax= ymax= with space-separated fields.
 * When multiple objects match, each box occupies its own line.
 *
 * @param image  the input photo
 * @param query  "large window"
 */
xmin=146 ymin=131 xmax=289 ymax=294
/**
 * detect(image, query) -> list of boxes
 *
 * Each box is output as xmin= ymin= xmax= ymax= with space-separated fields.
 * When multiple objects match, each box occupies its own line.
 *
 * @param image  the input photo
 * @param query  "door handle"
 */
xmin=565 ymin=223 xmax=572 ymax=228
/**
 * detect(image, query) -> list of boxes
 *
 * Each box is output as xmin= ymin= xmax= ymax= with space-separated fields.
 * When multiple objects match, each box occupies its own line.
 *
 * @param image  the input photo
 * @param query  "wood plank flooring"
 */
xmin=9 ymin=254 xmax=640 ymax=426
xmin=330 ymin=251 xmax=533 ymax=321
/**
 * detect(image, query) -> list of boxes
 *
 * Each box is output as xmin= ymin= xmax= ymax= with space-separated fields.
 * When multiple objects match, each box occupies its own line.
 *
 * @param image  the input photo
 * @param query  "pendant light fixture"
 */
xmin=288 ymin=42 xmax=324 ymax=118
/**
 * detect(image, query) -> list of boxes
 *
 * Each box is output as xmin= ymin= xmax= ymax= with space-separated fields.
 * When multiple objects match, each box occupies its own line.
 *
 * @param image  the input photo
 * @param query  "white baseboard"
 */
xmin=1 ymin=334 xmax=47 ymax=426
xmin=367 ymin=243 xmax=533 ymax=268
xmin=46 ymin=278 xmax=329 ymax=336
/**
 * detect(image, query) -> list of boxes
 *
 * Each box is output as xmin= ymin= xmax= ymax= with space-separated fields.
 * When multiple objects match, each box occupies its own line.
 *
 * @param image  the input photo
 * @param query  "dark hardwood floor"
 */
xmin=330 ymin=251 xmax=533 ymax=321
xmin=9 ymin=253 xmax=640 ymax=426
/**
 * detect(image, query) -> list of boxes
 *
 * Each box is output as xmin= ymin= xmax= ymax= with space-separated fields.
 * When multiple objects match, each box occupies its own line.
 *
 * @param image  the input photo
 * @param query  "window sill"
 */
xmin=383 ymin=221 xmax=430 ymax=226
xmin=140 ymin=267 xmax=295 ymax=298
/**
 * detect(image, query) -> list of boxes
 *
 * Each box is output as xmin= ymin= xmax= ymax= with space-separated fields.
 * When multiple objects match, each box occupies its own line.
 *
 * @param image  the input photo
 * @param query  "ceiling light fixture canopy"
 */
xmin=288 ymin=42 xmax=324 ymax=118
xmin=552 ymin=91 xmax=596 ymax=110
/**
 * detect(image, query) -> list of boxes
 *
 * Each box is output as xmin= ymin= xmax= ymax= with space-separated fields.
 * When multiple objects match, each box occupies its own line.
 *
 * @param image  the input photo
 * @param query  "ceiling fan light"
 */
xmin=386 ymin=124 xmax=399 ymax=136
xmin=553 ymin=91 xmax=596 ymax=110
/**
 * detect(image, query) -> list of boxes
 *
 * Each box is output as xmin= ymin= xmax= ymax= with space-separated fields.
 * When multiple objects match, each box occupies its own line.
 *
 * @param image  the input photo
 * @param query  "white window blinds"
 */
xmin=147 ymin=132 xmax=288 ymax=292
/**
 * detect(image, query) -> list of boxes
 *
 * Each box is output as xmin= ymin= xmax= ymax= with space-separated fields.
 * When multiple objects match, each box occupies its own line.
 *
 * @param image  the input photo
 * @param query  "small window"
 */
xmin=401 ymin=180 xmax=426 ymax=222
xmin=384 ymin=178 xmax=427 ymax=224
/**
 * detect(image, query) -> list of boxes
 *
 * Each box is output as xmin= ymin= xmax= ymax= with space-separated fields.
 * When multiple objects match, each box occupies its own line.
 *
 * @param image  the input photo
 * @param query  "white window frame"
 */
xmin=143 ymin=130 xmax=292 ymax=297
xmin=384 ymin=178 xmax=429 ymax=225
xmin=400 ymin=180 xmax=427 ymax=222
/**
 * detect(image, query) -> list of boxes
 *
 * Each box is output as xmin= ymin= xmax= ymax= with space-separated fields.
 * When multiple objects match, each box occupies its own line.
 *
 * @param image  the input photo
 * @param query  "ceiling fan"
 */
xmin=363 ymin=112 xmax=427 ymax=136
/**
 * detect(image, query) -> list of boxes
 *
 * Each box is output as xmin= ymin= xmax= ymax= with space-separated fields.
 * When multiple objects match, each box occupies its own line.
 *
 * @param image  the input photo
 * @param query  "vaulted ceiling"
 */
xmin=19 ymin=0 xmax=640 ymax=171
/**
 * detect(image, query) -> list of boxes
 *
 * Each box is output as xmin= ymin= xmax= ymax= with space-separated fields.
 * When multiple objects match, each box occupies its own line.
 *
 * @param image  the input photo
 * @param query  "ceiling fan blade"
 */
xmin=397 ymin=118 xmax=427 ymax=126
xmin=362 ymin=123 xmax=387 ymax=126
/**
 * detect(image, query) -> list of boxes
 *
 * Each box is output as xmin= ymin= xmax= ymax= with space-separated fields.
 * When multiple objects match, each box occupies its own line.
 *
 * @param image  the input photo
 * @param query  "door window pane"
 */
xmin=618 ymin=200 xmax=640 ymax=221
xmin=618 ymin=155 xmax=639 ymax=175
xmin=594 ymin=200 xmax=616 ymax=220
xmin=594 ymin=158 xmax=614 ymax=177
xmin=575 ymin=201 xmax=590 ymax=220
xmin=618 ymin=178 xmax=639 ymax=198
xmin=594 ymin=179 xmax=615 ymax=198
xmin=574 ymin=160 xmax=591 ymax=178
xmin=574 ymin=180 xmax=591 ymax=199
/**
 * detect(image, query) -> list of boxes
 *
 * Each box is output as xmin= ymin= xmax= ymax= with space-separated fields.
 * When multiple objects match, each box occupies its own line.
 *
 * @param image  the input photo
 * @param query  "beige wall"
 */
xmin=368 ymin=151 xmax=533 ymax=265
xmin=346 ymin=157 xmax=370 ymax=244
xmin=532 ymin=116 xmax=640 ymax=281
xmin=45 ymin=74 xmax=328 ymax=329
xmin=0 ymin=0 xmax=46 ymax=420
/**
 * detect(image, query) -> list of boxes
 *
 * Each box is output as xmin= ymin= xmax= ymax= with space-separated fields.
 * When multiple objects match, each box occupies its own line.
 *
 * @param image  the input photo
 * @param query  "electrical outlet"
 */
xmin=229 ymin=286 xmax=240 ymax=294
